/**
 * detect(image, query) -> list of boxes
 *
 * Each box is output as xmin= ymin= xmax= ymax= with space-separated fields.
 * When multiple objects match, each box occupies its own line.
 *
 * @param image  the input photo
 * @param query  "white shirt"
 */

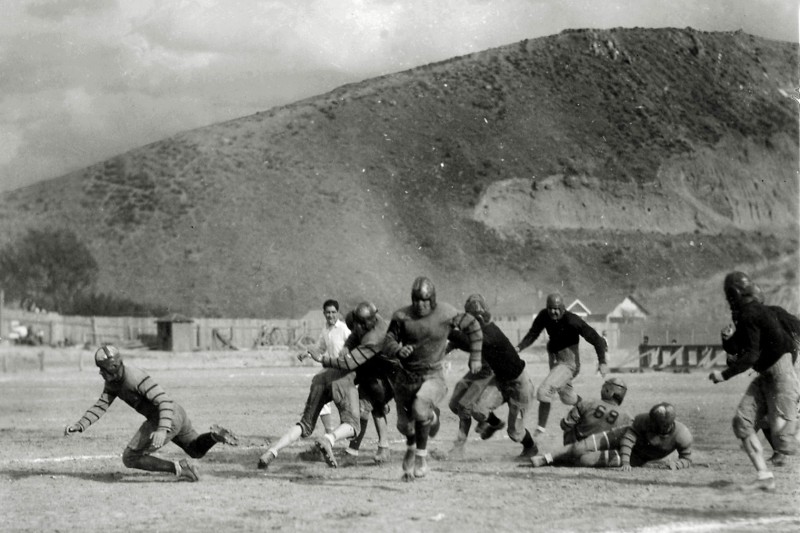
xmin=316 ymin=319 xmax=351 ymax=358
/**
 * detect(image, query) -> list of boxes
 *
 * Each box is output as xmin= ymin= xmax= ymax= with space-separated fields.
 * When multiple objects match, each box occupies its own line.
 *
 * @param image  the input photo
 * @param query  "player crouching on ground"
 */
xmin=618 ymin=402 xmax=693 ymax=471
xmin=64 ymin=345 xmax=239 ymax=482
xmin=446 ymin=293 xmax=538 ymax=460
xmin=528 ymin=377 xmax=632 ymax=467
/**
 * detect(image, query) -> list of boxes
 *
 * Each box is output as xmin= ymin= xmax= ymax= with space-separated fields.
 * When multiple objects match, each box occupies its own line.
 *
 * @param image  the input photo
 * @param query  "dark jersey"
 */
xmin=722 ymin=300 xmax=797 ymax=380
xmin=620 ymin=414 xmax=693 ymax=468
xmin=321 ymin=315 xmax=390 ymax=378
xmin=449 ymin=321 xmax=525 ymax=382
xmin=383 ymin=302 xmax=482 ymax=374
xmin=75 ymin=364 xmax=175 ymax=432
xmin=560 ymin=398 xmax=632 ymax=443
xmin=517 ymin=309 xmax=606 ymax=365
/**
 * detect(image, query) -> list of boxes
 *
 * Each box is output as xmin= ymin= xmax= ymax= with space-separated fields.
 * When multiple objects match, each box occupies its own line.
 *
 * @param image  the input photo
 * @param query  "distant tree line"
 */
xmin=0 ymin=228 xmax=167 ymax=317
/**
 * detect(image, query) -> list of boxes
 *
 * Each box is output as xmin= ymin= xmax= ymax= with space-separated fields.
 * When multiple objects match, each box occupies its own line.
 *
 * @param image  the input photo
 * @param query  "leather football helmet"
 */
xmin=600 ymin=377 xmax=627 ymax=405
xmin=649 ymin=402 xmax=676 ymax=435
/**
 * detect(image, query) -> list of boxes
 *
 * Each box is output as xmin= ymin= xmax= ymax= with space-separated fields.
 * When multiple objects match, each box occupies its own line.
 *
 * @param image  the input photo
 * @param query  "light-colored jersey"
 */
xmin=560 ymin=398 xmax=632 ymax=443
xmin=384 ymin=302 xmax=482 ymax=374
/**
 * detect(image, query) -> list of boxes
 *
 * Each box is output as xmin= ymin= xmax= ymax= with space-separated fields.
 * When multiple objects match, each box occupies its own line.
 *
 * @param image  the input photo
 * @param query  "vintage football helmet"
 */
xmin=94 ymin=344 xmax=124 ymax=381
xmin=411 ymin=277 xmax=436 ymax=308
xmin=353 ymin=301 xmax=378 ymax=330
xmin=648 ymin=402 xmax=676 ymax=435
xmin=723 ymin=271 xmax=762 ymax=309
xmin=464 ymin=293 xmax=491 ymax=324
xmin=600 ymin=377 xmax=627 ymax=405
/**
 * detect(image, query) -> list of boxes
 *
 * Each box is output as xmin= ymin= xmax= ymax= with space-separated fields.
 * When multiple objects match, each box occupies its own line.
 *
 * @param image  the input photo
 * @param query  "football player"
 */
xmin=383 ymin=277 xmax=483 ymax=481
xmin=619 ymin=402 xmax=693 ymax=471
xmin=516 ymin=293 xmax=608 ymax=436
xmin=709 ymin=271 xmax=800 ymax=491
xmin=445 ymin=294 xmax=538 ymax=460
xmin=64 ymin=345 xmax=238 ymax=482
xmin=528 ymin=377 xmax=632 ymax=467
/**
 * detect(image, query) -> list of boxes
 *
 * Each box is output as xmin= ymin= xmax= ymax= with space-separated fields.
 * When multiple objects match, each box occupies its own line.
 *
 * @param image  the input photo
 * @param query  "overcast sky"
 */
xmin=1 ymin=0 xmax=796 ymax=192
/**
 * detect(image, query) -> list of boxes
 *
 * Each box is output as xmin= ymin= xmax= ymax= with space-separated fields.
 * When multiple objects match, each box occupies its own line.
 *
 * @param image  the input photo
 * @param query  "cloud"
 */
xmin=25 ymin=0 xmax=116 ymax=22
xmin=0 ymin=0 xmax=796 ymax=191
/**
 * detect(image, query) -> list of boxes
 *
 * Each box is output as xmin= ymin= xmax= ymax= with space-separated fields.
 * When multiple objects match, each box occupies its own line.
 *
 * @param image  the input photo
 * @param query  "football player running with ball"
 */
xmin=383 ymin=277 xmax=483 ymax=481
xmin=65 ymin=345 xmax=238 ymax=482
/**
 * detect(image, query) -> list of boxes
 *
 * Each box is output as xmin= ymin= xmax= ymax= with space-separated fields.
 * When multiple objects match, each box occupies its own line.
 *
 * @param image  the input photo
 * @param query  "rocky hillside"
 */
xmin=0 ymin=27 xmax=797 ymax=322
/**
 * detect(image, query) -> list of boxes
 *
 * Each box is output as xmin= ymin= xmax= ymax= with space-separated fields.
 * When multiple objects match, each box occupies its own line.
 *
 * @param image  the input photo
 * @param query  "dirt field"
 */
xmin=1 ymin=346 xmax=799 ymax=532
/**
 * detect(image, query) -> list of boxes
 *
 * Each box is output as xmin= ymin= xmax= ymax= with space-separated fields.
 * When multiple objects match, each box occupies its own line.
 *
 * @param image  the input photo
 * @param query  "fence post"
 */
xmin=38 ymin=350 xmax=45 ymax=372
xmin=91 ymin=316 xmax=98 ymax=345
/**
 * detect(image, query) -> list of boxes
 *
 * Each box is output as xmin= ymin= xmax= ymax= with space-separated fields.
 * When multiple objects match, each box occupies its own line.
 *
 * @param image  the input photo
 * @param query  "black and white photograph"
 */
xmin=1 ymin=1 xmax=798 ymax=531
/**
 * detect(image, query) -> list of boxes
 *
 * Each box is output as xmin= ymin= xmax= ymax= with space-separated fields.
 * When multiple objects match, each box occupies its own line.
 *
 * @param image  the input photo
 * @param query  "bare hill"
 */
xmin=0 ymin=27 xmax=797 ymax=321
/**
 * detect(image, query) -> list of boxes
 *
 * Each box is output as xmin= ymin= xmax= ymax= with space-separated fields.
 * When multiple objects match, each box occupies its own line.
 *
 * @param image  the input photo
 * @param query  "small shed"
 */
xmin=156 ymin=313 xmax=194 ymax=352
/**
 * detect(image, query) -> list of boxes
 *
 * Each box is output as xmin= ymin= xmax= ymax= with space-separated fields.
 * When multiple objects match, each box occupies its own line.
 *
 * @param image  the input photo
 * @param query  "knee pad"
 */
xmin=732 ymin=414 xmax=754 ymax=440
xmin=775 ymin=420 xmax=800 ymax=455
xmin=536 ymin=388 xmax=552 ymax=403
xmin=122 ymin=447 xmax=143 ymax=468
xmin=411 ymin=399 xmax=431 ymax=423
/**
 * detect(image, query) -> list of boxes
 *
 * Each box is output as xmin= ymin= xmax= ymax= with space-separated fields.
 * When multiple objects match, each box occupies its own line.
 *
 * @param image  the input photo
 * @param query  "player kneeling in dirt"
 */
xmin=528 ymin=377 xmax=632 ymax=467
xmin=618 ymin=402 xmax=693 ymax=471
xmin=445 ymin=294 xmax=538 ymax=460
xmin=64 ymin=345 xmax=239 ymax=482
xmin=258 ymin=301 xmax=391 ymax=469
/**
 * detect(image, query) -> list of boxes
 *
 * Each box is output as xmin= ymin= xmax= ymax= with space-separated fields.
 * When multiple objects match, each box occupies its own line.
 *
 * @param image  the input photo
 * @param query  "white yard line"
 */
xmin=612 ymin=516 xmax=800 ymax=533
xmin=2 ymin=454 xmax=119 ymax=465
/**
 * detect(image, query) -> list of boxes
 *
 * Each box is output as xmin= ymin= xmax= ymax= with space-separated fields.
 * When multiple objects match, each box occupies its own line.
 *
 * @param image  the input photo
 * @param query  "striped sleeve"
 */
xmin=451 ymin=313 xmax=483 ymax=365
xmin=75 ymin=390 xmax=117 ymax=431
xmin=321 ymin=344 xmax=380 ymax=371
xmin=619 ymin=426 xmax=639 ymax=466
xmin=136 ymin=375 xmax=174 ymax=431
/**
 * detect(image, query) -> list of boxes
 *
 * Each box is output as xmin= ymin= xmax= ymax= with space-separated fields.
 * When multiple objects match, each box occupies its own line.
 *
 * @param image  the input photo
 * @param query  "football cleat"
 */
xmin=738 ymin=476 xmax=776 ymax=492
xmin=340 ymin=451 xmax=358 ymax=467
xmin=769 ymin=452 xmax=787 ymax=467
xmin=518 ymin=443 xmax=539 ymax=460
xmin=315 ymin=437 xmax=338 ymax=468
xmin=177 ymin=459 xmax=200 ymax=482
xmin=374 ymin=446 xmax=391 ymax=465
xmin=401 ymin=448 xmax=416 ymax=482
xmin=210 ymin=424 xmax=239 ymax=446
xmin=414 ymin=455 xmax=429 ymax=478
xmin=480 ymin=420 xmax=506 ymax=440
xmin=257 ymin=450 xmax=277 ymax=470
xmin=529 ymin=455 xmax=550 ymax=468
